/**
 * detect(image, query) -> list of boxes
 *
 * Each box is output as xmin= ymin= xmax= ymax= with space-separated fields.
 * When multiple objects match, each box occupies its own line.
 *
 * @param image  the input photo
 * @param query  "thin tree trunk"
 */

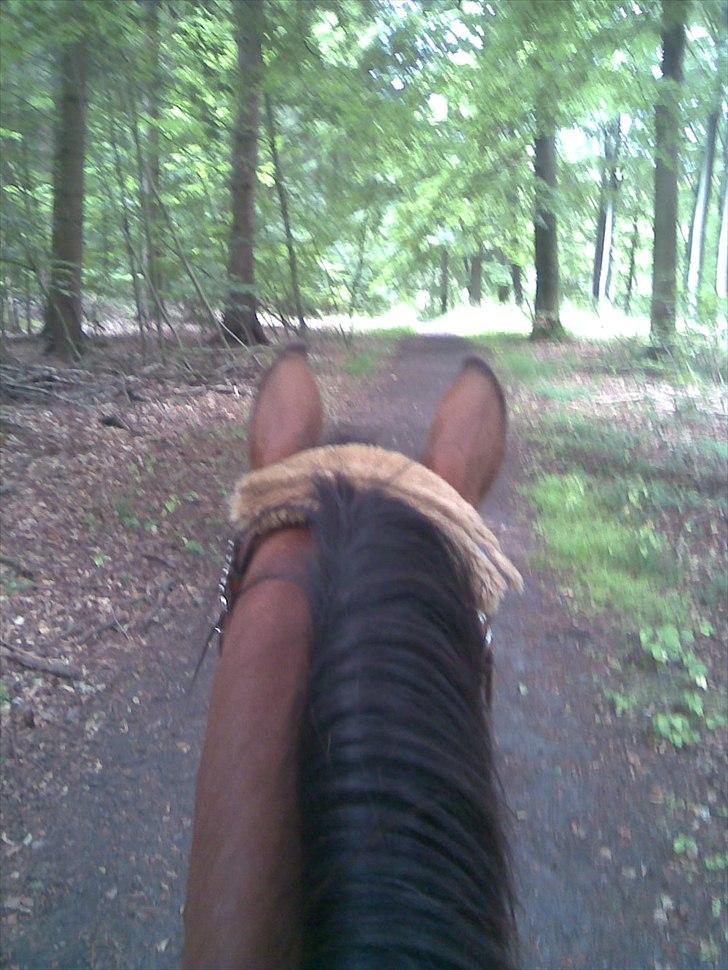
xmin=686 ymin=108 xmax=719 ymax=313
xmin=492 ymin=247 xmax=510 ymax=303
xmin=533 ymin=130 xmax=563 ymax=338
xmin=126 ymin=85 xmax=164 ymax=355
xmin=44 ymin=39 xmax=87 ymax=358
xmin=348 ymin=212 xmax=373 ymax=318
xmin=145 ymin=0 xmax=164 ymax=344
xmin=468 ymin=242 xmax=483 ymax=305
xmin=106 ymin=104 xmax=148 ymax=353
xmin=510 ymin=263 xmax=523 ymax=306
xmin=592 ymin=117 xmax=621 ymax=307
xmin=649 ymin=0 xmax=687 ymax=349
xmin=222 ymin=0 xmax=267 ymax=345
xmin=717 ymin=144 xmax=727 ymax=300
xmin=263 ymin=93 xmax=305 ymax=332
xmin=147 ymin=177 xmax=235 ymax=350
xmin=624 ymin=216 xmax=639 ymax=315
xmin=439 ymin=247 xmax=449 ymax=315
xmin=24 ymin=276 xmax=32 ymax=333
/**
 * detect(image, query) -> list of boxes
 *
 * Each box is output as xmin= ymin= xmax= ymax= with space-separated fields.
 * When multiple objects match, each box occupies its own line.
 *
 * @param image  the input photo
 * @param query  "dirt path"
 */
xmin=2 ymin=336 xmax=720 ymax=969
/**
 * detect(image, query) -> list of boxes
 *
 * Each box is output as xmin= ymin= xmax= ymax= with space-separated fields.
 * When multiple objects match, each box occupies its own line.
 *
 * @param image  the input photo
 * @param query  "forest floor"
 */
xmin=0 ymin=328 xmax=726 ymax=969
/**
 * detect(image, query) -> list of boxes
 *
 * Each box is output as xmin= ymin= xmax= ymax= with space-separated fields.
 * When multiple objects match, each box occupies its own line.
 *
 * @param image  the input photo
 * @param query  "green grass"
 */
xmin=525 ymin=472 xmax=686 ymax=627
xmin=368 ymin=326 xmax=416 ymax=341
xmin=344 ymin=351 xmax=378 ymax=377
xmin=471 ymin=334 xmax=580 ymax=385
xmin=529 ymin=411 xmax=727 ymax=493
xmin=532 ymin=382 xmax=592 ymax=402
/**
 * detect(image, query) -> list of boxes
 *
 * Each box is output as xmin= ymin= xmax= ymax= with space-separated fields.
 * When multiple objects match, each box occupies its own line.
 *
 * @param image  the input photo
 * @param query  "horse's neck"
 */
xmin=183 ymin=529 xmax=311 ymax=970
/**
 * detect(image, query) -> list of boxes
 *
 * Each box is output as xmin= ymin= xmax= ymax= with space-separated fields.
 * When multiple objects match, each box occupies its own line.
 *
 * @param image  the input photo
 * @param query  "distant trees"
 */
xmin=0 ymin=0 xmax=723 ymax=352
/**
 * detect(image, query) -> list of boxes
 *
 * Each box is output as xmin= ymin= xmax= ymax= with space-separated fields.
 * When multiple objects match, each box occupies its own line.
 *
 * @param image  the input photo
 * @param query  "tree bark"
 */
xmin=649 ymin=0 xmax=687 ymax=349
xmin=44 ymin=39 xmax=87 ymax=358
xmin=592 ymin=117 xmax=621 ymax=307
xmin=510 ymin=263 xmax=523 ymax=306
xmin=717 ymin=146 xmax=727 ymax=301
xmin=533 ymin=131 xmax=563 ymax=338
xmin=263 ymin=93 xmax=305 ymax=332
xmin=145 ymin=0 xmax=164 ymax=345
xmin=624 ymin=217 xmax=639 ymax=315
xmin=685 ymin=108 xmax=719 ymax=313
xmin=468 ymin=242 xmax=483 ymax=305
xmin=492 ymin=247 xmax=510 ymax=302
xmin=439 ymin=247 xmax=449 ymax=315
xmin=222 ymin=0 xmax=268 ymax=345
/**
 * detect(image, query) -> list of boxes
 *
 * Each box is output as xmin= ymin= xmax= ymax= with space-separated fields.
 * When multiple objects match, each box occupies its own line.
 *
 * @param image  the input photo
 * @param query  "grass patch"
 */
xmin=525 ymin=470 xmax=724 ymax=746
xmin=532 ymin=382 xmax=592 ymax=403
xmin=531 ymin=411 xmax=727 ymax=492
xmin=368 ymin=326 xmax=416 ymax=341
xmin=344 ymin=351 xmax=378 ymax=377
xmin=471 ymin=334 xmax=580 ymax=385
xmin=526 ymin=472 xmax=685 ymax=627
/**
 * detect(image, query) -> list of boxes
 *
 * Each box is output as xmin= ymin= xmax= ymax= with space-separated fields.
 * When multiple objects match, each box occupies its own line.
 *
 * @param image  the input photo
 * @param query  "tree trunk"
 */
xmin=348 ymin=211 xmax=377 ymax=318
xmin=624 ymin=217 xmax=639 ymax=315
xmin=592 ymin=117 xmax=621 ymax=307
xmin=649 ymin=0 xmax=687 ymax=350
xmin=145 ymin=0 xmax=164 ymax=346
xmin=491 ymin=247 xmax=510 ymax=302
xmin=510 ymin=263 xmax=523 ymax=306
xmin=106 ymin=102 xmax=148 ymax=352
xmin=717 ymin=149 xmax=727 ymax=301
xmin=468 ymin=243 xmax=483 ymax=305
xmin=439 ymin=247 xmax=449 ymax=315
xmin=263 ymin=93 xmax=305 ymax=332
xmin=685 ymin=108 xmax=719 ymax=313
xmin=533 ymin=131 xmax=563 ymax=338
xmin=222 ymin=0 xmax=268 ymax=345
xmin=44 ymin=39 xmax=87 ymax=358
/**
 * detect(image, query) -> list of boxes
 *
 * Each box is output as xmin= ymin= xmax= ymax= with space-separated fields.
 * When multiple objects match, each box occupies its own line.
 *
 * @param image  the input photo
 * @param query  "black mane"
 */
xmin=300 ymin=475 xmax=515 ymax=969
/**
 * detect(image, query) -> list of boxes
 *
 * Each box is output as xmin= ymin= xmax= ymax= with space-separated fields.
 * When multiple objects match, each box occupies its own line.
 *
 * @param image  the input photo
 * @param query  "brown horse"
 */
xmin=183 ymin=346 xmax=515 ymax=969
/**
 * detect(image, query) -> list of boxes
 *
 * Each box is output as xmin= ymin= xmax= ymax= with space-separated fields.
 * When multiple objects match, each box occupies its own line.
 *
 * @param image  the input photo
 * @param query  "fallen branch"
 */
xmin=0 ymin=640 xmax=82 ymax=680
xmin=0 ymin=555 xmax=34 ymax=580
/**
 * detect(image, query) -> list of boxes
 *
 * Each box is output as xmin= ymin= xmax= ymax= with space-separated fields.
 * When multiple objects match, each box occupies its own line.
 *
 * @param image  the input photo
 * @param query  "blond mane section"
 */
xmin=230 ymin=444 xmax=522 ymax=615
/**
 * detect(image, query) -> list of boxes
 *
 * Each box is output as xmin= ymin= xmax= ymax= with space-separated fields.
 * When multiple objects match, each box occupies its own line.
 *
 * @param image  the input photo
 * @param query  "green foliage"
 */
xmin=525 ymin=465 xmax=722 ymax=748
xmin=344 ymin=351 xmax=377 ymax=377
xmin=673 ymin=834 xmax=699 ymax=858
xmin=704 ymin=853 xmax=728 ymax=872
xmin=115 ymin=501 xmax=141 ymax=530
xmin=0 ymin=0 xmax=723 ymax=332
xmin=182 ymin=537 xmax=205 ymax=556
xmin=654 ymin=712 xmax=701 ymax=748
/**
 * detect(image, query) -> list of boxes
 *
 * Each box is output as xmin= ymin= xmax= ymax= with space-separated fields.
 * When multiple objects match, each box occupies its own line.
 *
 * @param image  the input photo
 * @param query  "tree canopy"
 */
xmin=1 ymin=0 xmax=725 ymax=354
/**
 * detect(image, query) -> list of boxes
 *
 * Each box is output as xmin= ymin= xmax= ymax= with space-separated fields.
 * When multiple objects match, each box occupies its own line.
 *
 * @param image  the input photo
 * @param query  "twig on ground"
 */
xmin=0 ymin=640 xmax=82 ymax=680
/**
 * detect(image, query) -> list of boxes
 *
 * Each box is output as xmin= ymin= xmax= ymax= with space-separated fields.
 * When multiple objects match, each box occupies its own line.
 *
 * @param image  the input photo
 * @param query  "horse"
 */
xmin=183 ymin=345 xmax=517 ymax=969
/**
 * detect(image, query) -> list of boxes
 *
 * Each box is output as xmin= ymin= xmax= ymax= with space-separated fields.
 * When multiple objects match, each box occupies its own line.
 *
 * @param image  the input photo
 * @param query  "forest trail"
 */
xmin=1 ymin=336 xmax=714 ymax=970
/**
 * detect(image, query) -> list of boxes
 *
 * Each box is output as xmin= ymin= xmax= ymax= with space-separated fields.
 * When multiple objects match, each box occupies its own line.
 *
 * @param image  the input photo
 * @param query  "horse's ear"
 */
xmin=249 ymin=345 xmax=323 ymax=469
xmin=423 ymin=357 xmax=506 ymax=506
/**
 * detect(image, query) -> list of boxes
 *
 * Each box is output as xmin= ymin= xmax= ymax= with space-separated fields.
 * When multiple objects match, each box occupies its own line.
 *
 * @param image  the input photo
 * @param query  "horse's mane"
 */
xmin=300 ymin=475 xmax=515 ymax=970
